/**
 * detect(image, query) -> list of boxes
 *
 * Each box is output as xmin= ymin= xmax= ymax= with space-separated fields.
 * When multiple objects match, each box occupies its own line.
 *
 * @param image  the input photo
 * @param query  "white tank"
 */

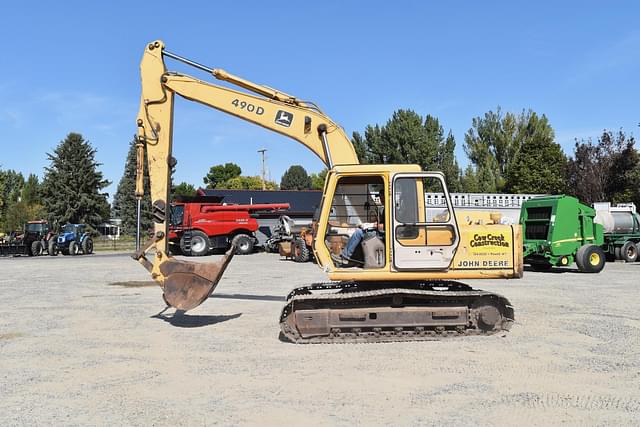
xmin=594 ymin=211 xmax=640 ymax=234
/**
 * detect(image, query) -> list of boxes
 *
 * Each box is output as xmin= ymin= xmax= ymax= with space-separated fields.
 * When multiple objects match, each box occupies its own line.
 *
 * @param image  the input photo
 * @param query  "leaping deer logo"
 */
xmin=275 ymin=110 xmax=293 ymax=127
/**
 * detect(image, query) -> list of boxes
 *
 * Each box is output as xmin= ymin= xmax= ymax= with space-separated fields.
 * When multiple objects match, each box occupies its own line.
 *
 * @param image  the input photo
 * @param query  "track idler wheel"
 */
xmin=473 ymin=297 xmax=513 ymax=332
xmin=159 ymin=247 xmax=235 ymax=311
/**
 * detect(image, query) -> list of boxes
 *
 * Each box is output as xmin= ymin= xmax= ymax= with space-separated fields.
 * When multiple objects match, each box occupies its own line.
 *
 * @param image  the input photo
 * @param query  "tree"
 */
xmin=173 ymin=182 xmax=197 ymax=197
xmin=351 ymin=132 xmax=369 ymax=163
xmin=280 ymin=165 xmax=312 ymax=190
xmin=437 ymin=131 xmax=461 ymax=192
xmin=112 ymin=138 xmax=152 ymax=236
xmin=565 ymin=140 xmax=607 ymax=204
xmin=351 ymin=110 xmax=458 ymax=175
xmin=464 ymin=108 xmax=520 ymax=192
xmin=0 ymin=170 xmax=25 ymax=231
xmin=7 ymin=174 xmax=46 ymax=231
xmin=460 ymin=165 xmax=481 ymax=193
xmin=566 ymin=130 xmax=639 ymax=206
xmin=505 ymin=112 xmax=567 ymax=194
xmin=351 ymin=124 xmax=383 ymax=164
xmin=603 ymin=131 xmax=639 ymax=206
xmin=5 ymin=200 xmax=45 ymax=232
xmin=21 ymin=174 xmax=41 ymax=205
xmin=381 ymin=110 xmax=437 ymax=169
xmin=0 ymin=172 xmax=45 ymax=232
xmin=464 ymin=107 xmax=559 ymax=193
xmin=41 ymin=133 xmax=110 ymax=230
xmin=0 ymin=170 xmax=25 ymax=208
xmin=203 ymin=163 xmax=241 ymax=188
xmin=0 ymin=171 xmax=4 ymax=230
xmin=221 ymin=176 xmax=277 ymax=190
xmin=309 ymin=169 xmax=328 ymax=190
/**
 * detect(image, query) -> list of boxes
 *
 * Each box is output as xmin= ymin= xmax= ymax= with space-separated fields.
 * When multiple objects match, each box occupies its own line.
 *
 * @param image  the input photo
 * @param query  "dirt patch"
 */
xmin=108 ymin=281 xmax=157 ymax=288
xmin=0 ymin=332 xmax=23 ymax=340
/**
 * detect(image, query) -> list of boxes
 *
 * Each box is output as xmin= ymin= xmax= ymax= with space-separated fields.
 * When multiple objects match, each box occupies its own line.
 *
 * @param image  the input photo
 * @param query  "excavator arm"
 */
xmin=132 ymin=40 xmax=358 ymax=311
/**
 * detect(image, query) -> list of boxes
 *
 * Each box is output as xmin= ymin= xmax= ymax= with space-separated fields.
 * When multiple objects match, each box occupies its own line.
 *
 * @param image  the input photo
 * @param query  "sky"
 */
xmin=1 ymin=1 xmax=638 ymax=201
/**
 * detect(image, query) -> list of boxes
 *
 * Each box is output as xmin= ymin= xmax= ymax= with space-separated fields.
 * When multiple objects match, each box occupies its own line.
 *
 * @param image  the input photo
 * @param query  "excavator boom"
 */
xmin=132 ymin=40 xmax=357 ymax=311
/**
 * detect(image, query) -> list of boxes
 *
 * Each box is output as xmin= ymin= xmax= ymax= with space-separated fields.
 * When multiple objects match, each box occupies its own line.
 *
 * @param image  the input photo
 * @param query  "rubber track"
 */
xmin=280 ymin=281 xmax=514 ymax=344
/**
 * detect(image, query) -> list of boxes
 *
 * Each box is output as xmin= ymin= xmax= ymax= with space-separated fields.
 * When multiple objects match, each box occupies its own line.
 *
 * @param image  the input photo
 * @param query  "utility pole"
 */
xmin=258 ymin=149 xmax=267 ymax=190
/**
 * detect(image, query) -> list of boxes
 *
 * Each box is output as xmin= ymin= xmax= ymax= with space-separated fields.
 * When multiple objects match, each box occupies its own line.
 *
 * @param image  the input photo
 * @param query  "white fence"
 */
xmin=426 ymin=192 xmax=545 ymax=223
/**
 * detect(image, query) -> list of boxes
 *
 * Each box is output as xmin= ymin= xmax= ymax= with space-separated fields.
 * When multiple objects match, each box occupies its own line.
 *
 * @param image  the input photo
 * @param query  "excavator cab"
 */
xmin=317 ymin=169 xmax=460 ymax=273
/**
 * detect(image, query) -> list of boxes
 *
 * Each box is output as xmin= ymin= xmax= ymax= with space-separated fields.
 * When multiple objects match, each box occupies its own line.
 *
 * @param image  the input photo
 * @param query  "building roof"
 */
xmin=197 ymin=188 xmax=322 ymax=214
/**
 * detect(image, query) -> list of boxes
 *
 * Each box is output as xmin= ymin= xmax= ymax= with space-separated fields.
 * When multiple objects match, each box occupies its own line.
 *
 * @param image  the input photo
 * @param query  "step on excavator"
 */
xmin=132 ymin=40 xmax=522 ymax=343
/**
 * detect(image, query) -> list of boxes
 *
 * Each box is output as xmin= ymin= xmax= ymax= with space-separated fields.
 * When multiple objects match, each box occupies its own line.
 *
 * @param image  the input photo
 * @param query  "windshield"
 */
xmin=26 ymin=223 xmax=46 ymax=233
xmin=63 ymin=224 xmax=76 ymax=233
xmin=170 ymin=205 xmax=184 ymax=226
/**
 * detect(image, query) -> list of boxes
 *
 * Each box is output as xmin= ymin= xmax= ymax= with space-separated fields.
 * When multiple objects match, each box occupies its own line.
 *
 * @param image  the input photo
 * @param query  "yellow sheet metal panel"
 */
xmin=327 ymin=222 xmax=522 ymax=281
xmin=452 ymin=224 xmax=518 ymax=272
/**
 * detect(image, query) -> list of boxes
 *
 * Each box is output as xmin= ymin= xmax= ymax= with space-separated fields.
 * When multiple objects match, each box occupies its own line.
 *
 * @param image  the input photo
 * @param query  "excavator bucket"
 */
xmin=159 ymin=248 xmax=236 ymax=311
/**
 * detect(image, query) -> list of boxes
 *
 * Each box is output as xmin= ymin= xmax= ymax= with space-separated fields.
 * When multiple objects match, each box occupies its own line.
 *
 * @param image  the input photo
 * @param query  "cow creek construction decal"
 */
xmin=470 ymin=233 xmax=510 ymax=248
xmin=455 ymin=231 xmax=513 ymax=269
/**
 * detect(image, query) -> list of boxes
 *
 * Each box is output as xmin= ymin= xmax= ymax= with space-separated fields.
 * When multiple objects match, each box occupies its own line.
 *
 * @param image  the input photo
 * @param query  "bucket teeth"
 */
xmin=159 ymin=247 xmax=235 ymax=311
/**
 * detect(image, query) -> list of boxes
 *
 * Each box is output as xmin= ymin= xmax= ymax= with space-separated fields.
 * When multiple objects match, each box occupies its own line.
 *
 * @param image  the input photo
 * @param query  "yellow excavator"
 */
xmin=133 ymin=40 xmax=523 ymax=343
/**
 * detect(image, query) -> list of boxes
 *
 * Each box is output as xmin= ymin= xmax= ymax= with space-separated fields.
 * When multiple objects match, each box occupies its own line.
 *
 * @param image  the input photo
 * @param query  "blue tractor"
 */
xmin=53 ymin=224 xmax=94 ymax=256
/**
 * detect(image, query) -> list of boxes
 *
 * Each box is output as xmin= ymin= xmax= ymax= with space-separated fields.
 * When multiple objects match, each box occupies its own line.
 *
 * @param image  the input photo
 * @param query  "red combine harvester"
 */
xmin=168 ymin=195 xmax=289 ymax=256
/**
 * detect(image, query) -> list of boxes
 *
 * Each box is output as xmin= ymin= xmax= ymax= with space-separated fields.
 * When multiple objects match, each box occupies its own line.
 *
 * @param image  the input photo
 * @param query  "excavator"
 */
xmin=132 ymin=40 xmax=523 ymax=343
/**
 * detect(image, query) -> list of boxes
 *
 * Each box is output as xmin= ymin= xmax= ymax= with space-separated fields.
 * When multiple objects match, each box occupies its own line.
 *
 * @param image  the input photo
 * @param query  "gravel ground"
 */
xmin=1 ymin=252 xmax=639 ymax=426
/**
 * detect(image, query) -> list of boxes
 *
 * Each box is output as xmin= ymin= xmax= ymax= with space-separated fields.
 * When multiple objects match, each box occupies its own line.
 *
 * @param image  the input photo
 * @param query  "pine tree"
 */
xmin=0 ymin=170 xmax=25 ymax=231
xmin=351 ymin=124 xmax=384 ymax=164
xmin=41 ymin=133 xmax=110 ymax=230
xmin=22 ymin=174 xmax=41 ymax=205
xmin=1 ymin=170 xmax=25 ymax=207
xmin=351 ymin=132 xmax=369 ymax=163
xmin=460 ymin=165 xmax=481 ymax=193
xmin=436 ymin=131 xmax=462 ymax=192
xmin=476 ymin=163 xmax=500 ymax=193
xmin=112 ymin=138 xmax=152 ymax=236
xmin=281 ymin=165 xmax=312 ymax=190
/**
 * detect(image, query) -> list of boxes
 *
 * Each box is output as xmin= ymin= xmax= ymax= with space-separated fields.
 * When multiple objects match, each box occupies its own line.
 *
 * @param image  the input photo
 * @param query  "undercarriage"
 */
xmin=280 ymin=281 xmax=514 ymax=343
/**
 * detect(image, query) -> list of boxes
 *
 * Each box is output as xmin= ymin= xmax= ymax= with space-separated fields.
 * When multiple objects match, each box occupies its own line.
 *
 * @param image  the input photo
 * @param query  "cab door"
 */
xmin=391 ymin=173 xmax=459 ymax=270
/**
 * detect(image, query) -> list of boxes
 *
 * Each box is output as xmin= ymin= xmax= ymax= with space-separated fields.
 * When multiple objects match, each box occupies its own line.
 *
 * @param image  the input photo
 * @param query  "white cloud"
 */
xmin=567 ymin=31 xmax=640 ymax=85
xmin=1 ymin=108 xmax=25 ymax=127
